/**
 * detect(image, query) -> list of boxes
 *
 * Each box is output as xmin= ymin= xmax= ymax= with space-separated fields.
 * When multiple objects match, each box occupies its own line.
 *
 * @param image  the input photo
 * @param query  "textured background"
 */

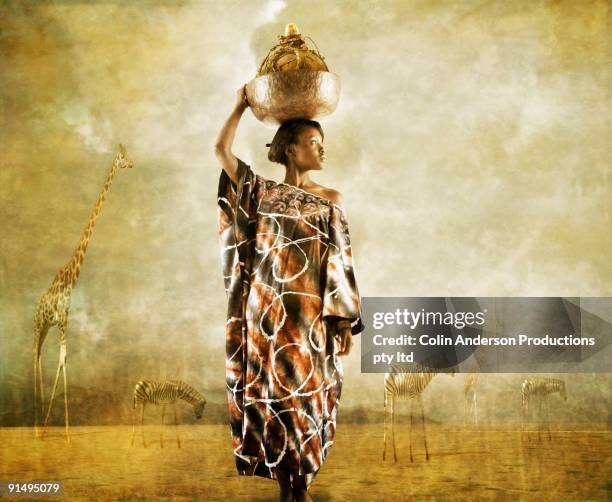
xmin=1 ymin=0 xmax=609 ymax=426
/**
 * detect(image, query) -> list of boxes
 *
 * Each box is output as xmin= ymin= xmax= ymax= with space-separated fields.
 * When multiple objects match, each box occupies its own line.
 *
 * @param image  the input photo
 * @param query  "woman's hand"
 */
xmin=235 ymin=84 xmax=249 ymax=112
xmin=336 ymin=326 xmax=353 ymax=356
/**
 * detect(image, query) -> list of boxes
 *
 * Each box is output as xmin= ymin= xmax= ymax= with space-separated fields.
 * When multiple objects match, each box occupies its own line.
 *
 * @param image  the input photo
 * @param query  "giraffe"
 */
xmin=33 ymin=144 xmax=133 ymax=441
xmin=463 ymin=373 xmax=480 ymax=427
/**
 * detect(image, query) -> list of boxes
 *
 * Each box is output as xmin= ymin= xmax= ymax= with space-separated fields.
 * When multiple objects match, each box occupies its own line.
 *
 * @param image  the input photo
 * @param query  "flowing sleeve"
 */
xmin=322 ymin=204 xmax=365 ymax=336
xmin=217 ymin=159 xmax=263 ymax=457
xmin=217 ymin=158 xmax=259 ymax=316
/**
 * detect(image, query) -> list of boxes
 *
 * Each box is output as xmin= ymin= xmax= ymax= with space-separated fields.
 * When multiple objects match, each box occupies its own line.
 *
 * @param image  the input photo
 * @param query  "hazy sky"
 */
xmin=1 ymin=0 xmax=609 ymax=425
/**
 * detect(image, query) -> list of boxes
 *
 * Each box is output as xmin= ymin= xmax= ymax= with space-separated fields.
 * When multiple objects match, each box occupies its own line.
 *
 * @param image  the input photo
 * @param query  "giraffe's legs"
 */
xmin=60 ymin=341 xmax=70 ymax=443
xmin=41 ymin=344 xmax=65 ymax=440
xmin=42 ymin=335 xmax=70 ymax=443
xmin=33 ymin=325 xmax=47 ymax=439
xmin=419 ymin=396 xmax=429 ymax=460
xmin=140 ymin=402 xmax=147 ymax=448
xmin=38 ymin=356 xmax=45 ymax=418
xmin=160 ymin=404 xmax=166 ymax=448
xmin=173 ymin=405 xmax=181 ymax=448
xmin=33 ymin=350 xmax=41 ymax=438
xmin=391 ymin=396 xmax=397 ymax=463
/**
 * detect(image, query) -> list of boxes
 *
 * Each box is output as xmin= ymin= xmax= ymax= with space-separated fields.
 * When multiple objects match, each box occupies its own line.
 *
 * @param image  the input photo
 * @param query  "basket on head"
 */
xmin=246 ymin=23 xmax=341 ymax=127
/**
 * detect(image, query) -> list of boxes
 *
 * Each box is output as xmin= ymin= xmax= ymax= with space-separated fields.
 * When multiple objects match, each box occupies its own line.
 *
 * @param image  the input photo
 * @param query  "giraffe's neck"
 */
xmin=66 ymin=159 xmax=119 ymax=289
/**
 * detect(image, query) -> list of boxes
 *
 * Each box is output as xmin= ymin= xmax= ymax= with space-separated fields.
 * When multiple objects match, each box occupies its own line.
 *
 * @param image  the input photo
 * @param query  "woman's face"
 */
xmin=287 ymin=126 xmax=325 ymax=171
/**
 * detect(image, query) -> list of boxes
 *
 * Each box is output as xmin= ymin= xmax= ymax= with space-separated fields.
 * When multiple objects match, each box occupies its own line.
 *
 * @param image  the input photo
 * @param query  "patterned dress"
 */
xmin=217 ymin=158 xmax=364 ymax=485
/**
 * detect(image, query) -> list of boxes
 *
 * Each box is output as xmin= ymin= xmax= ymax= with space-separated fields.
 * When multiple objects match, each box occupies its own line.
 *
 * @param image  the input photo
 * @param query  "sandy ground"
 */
xmin=1 ymin=424 xmax=610 ymax=501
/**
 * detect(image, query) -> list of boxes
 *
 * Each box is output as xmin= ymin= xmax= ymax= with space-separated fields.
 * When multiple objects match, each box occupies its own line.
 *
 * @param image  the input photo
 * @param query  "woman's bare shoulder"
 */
xmin=304 ymin=182 xmax=343 ymax=205
xmin=322 ymin=187 xmax=343 ymax=206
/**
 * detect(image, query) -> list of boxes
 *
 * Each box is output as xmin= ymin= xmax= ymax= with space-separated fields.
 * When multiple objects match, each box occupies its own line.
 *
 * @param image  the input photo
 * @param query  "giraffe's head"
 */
xmin=194 ymin=399 xmax=206 ymax=419
xmin=115 ymin=144 xmax=133 ymax=170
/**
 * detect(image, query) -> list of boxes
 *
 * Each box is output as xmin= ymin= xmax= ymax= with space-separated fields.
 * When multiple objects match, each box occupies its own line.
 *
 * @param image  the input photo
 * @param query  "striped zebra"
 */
xmin=131 ymin=380 xmax=206 ymax=448
xmin=463 ymin=373 xmax=480 ymax=427
xmin=382 ymin=363 xmax=455 ymax=463
xmin=521 ymin=377 xmax=566 ymax=441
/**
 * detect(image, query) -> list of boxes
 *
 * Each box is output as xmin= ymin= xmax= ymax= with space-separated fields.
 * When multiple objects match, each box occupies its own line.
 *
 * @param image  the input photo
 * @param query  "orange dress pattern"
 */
xmin=217 ymin=158 xmax=364 ymax=483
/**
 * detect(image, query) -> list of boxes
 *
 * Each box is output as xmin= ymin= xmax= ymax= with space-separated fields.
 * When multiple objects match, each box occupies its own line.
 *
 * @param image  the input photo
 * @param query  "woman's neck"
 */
xmin=283 ymin=166 xmax=315 ymax=188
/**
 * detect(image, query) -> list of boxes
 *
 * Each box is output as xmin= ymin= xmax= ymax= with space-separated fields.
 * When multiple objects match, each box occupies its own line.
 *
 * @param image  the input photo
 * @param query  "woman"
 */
xmin=215 ymin=85 xmax=364 ymax=502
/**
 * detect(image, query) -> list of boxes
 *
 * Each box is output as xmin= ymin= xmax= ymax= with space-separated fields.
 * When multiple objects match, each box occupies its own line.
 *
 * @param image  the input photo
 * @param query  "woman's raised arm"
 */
xmin=214 ymin=85 xmax=249 ymax=185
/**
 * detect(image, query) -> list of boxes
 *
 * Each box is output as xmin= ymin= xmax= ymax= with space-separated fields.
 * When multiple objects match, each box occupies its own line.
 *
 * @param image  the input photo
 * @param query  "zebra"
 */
xmin=521 ymin=377 xmax=566 ymax=441
xmin=463 ymin=373 xmax=480 ymax=427
xmin=382 ymin=363 xmax=455 ymax=463
xmin=131 ymin=380 xmax=206 ymax=448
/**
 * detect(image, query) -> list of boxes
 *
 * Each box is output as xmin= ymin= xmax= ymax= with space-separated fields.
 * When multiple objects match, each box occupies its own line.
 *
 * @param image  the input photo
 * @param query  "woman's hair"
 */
xmin=266 ymin=118 xmax=324 ymax=166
